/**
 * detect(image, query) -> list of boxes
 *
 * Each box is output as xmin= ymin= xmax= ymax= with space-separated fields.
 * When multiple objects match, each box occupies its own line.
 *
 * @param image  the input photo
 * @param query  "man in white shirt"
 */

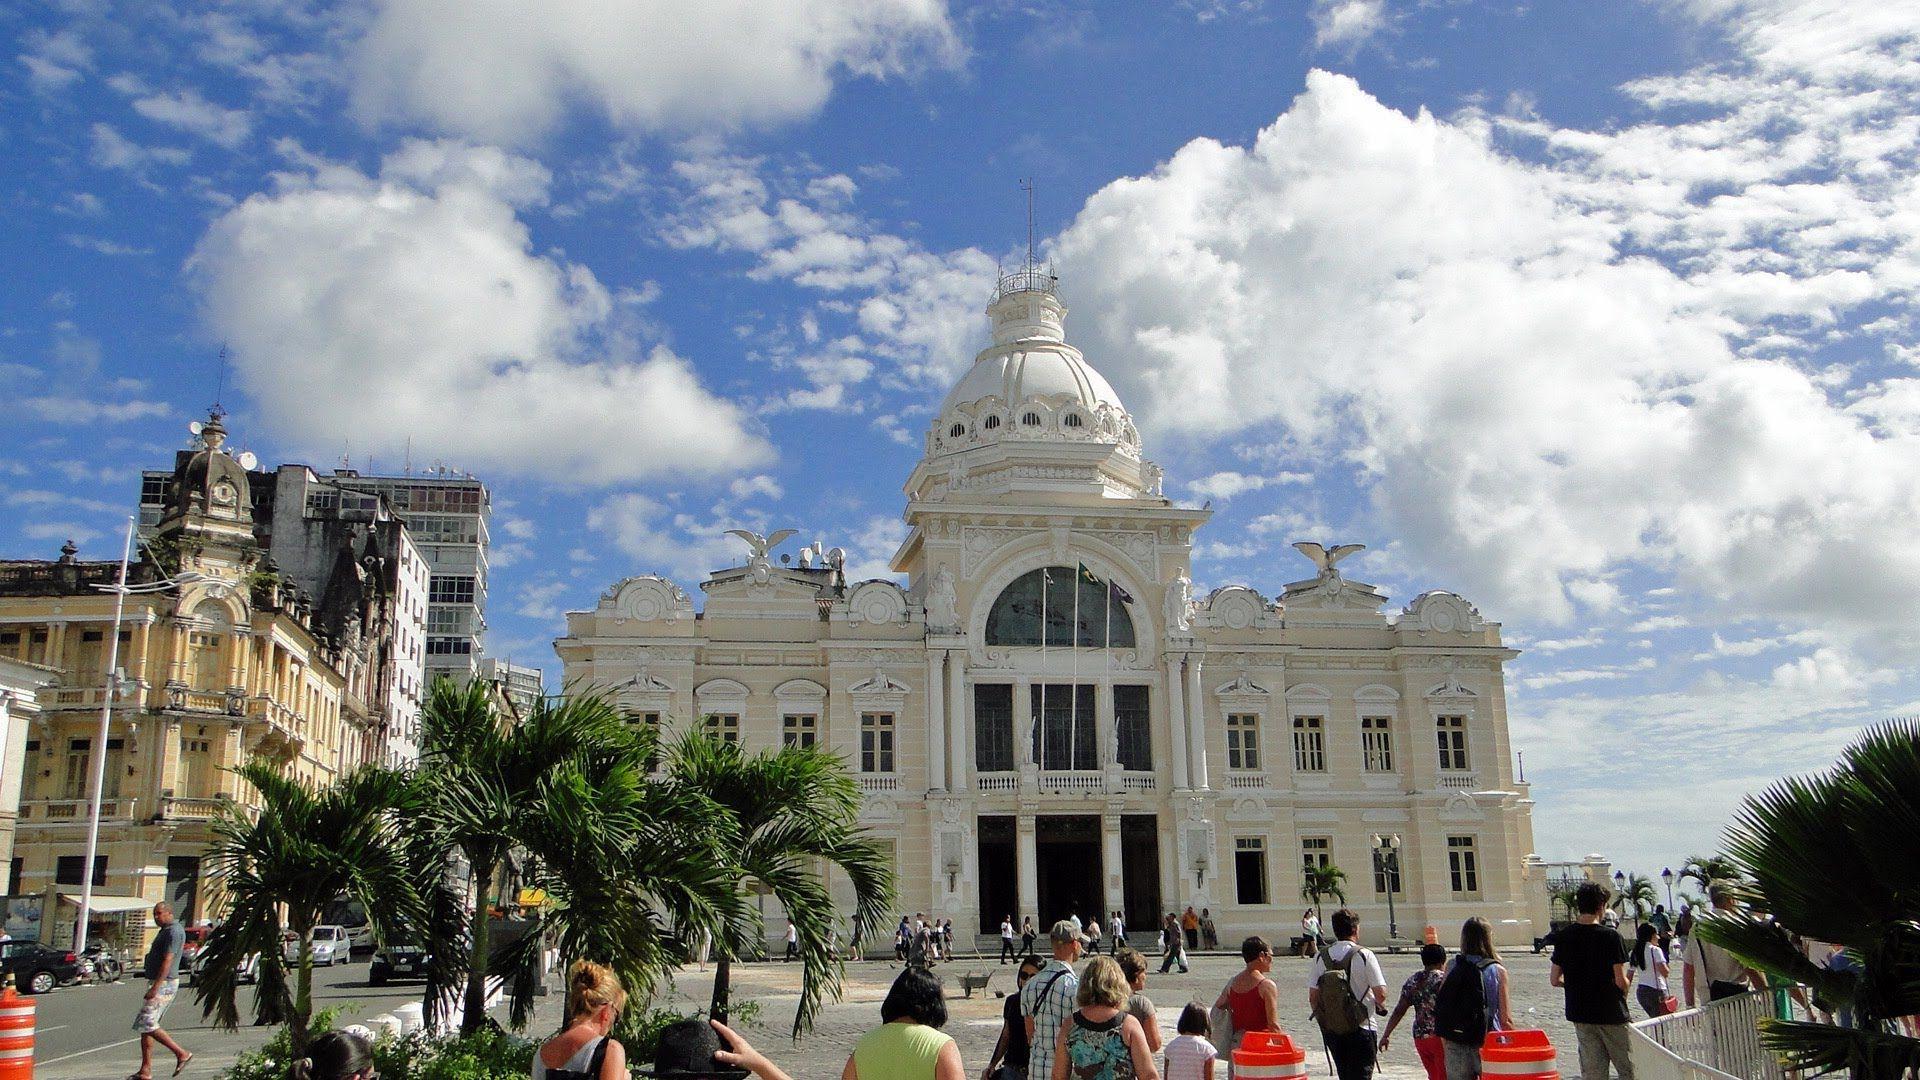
xmin=999 ymin=915 xmax=1016 ymax=963
xmin=1307 ymin=908 xmax=1388 ymax=1080
xmin=1110 ymin=910 xmax=1126 ymax=955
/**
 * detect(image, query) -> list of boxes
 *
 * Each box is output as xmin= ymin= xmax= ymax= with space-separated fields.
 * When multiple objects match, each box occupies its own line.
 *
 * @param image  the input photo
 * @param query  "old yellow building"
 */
xmin=0 ymin=412 xmax=372 ymax=947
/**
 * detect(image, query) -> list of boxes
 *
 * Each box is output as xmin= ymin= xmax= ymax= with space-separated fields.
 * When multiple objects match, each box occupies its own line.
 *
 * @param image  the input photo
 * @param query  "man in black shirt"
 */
xmin=1551 ymin=882 xmax=1635 ymax=1079
xmin=986 ymin=956 xmax=1042 ymax=1079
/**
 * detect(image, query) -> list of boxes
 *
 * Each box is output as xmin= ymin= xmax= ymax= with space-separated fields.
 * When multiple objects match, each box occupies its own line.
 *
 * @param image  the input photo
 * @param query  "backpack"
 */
xmin=1313 ymin=946 xmax=1372 ymax=1036
xmin=1433 ymin=956 xmax=1495 ymax=1047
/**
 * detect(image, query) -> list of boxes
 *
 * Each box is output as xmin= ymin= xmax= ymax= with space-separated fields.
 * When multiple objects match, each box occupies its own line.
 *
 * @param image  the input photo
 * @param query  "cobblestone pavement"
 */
xmin=542 ymin=947 xmax=1592 ymax=1079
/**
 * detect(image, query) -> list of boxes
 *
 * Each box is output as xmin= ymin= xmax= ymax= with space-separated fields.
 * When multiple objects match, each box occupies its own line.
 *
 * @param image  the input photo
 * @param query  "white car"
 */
xmin=283 ymin=925 xmax=350 ymax=967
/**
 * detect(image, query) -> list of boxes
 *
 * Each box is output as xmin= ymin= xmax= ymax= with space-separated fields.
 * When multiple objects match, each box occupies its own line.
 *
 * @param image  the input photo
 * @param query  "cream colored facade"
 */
xmin=0 ymin=413 xmax=372 ymax=946
xmin=559 ymin=274 xmax=1551 ymax=946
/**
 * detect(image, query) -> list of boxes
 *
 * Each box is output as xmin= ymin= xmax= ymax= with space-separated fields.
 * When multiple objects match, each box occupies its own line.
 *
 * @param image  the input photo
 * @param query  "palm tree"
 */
xmin=1696 ymin=719 xmax=1920 ymax=1076
xmin=663 ymin=729 xmax=896 ymax=1037
xmin=1679 ymin=853 xmax=1742 ymax=894
xmin=1548 ymin=883 xmax=1581 ymax=924
xmin=1615 ymin=873 xmax=1658 ymax=924
xmin=415 ymin=679 xmax=745 ymax=1034
xmin=193 ymin=763 xmax=423 ymax=1053
xmin=1301 ymin=864 xmax=1349 ymax=933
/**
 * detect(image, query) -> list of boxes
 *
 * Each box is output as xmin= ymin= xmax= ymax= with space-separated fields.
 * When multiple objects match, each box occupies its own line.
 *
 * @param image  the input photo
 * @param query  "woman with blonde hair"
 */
xmin=534 ymin=959 xmax=628 ymax=1080
xmin=1052 ymin=955 xmax=1160 ymax=1080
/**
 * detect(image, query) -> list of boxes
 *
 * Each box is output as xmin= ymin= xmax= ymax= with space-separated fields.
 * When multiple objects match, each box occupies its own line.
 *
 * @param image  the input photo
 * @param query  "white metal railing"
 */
xmin=977 ymin=773 xmax=1020 ymax=793
xmin=1630 ymin=991 xmax=1785 ymax=1080
xmin=1038 ymin=771 xmax=1104 ymax=793
xmin=1437 ymin=771 xmax=1479 ymax=790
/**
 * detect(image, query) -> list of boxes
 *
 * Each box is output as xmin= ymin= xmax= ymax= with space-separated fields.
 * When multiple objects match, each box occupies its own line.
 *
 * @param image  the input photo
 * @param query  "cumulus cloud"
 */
xmin=586 ymin=493 xmax=750 ymax=582
xmin=188 ymin=140 xmax=769 ymax=485
xmin=1309 ymin=0 xmax=1388 ymax=51
xmin=352 ymin=0 xmax=962 ymax=144
xmin=1186 ymin=470 xmax=1309 ymax=501
xmin=1047 ymin=69 xmax=1920 ymax=639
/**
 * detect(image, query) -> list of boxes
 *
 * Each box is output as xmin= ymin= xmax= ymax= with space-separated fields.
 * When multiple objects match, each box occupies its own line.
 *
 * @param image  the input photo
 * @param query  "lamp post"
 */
xmin=1373 ymin=833 xmax=1401 ymax=941
xmin=1661 ymin=867 xmax=1674 ymax=910
xmin=73 ymin=516 xmax=214 ymax=955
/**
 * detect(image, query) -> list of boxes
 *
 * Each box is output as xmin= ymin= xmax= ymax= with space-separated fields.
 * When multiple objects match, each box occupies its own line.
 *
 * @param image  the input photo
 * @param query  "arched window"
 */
xmin=983 ymin=415 xmax=1001 ymax=430
xmin=949 ymin=422 xmax=966 ymax=438
xmin=1063 ymin=413 xmax=1084 ymax=429
xmin=985 ymin=567 xmax=1137 ymax=648
xmin=1021 ymin=411 xmax=1042 ymax=427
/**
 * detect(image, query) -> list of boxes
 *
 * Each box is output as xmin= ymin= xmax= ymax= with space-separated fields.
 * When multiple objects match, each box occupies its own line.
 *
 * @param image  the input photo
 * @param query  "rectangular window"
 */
xmin=62 ymin=738 xmax=91 ymax=799
xmin=781 ymin=714 xmax=816 ymax=749
xmin=860 ymin=712 xmax=895 ymax=773
xmin=425 ymin=637 xmax=473 ymax=655
xmin=1226 ymin=713 xmax=1261 ymax=770
xmin=1292 ymin=716 xmax=1326 ymax=773
xmin=973 ymin=684 xmax=1015 ymax=773
xmin=1030 ymin=684 xmax=1097 ymax=771
xmin=7 ymin=858 xmax=20 ymax=896
xmin=1448 ymin=836 xmax=1481 ymax=896
xmin=189 ymin=630 xmax=224 ymax=690
xmin=1114 ymin=684 xmax=1152 ymax=771
xmin=1437 ymin=715 xmax=1470 ymax=771
xmin=1234 ymin=837 xmax=1269 ymax=905
xmin=704 ymin=714 xmax=739 ymax=744
xmin=1361 ymin=716 xmax=1394 ymax=772
xmin=54 ymin=855 xmax=105 ymax=888
xmin=182 ymin=738 xmax=213 ymax=794
xmin=427 ymin=575 xmax=476 ymax=604
xmin=1374 ymin=850 xmax=1403 ymax=895
xmin=1301 ymin=836 xmax=1332 ymax=871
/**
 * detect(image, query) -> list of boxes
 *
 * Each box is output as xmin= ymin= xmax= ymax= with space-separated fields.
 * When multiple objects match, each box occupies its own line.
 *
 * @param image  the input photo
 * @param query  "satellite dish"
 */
xmin=237 ymin=451 xmax=258 ymax=470
xmin=188 ymin=421 xmax=204 ymax=436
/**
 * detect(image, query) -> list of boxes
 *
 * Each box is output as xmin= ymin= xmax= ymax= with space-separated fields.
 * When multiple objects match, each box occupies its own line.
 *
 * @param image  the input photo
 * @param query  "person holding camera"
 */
xmin=1306 ymin=909 xmax=1388 ymax=1080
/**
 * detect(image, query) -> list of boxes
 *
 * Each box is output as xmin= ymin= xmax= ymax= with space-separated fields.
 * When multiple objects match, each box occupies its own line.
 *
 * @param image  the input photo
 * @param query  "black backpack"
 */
xmin=1433 ymin=956 xmax=1495 ymax=1047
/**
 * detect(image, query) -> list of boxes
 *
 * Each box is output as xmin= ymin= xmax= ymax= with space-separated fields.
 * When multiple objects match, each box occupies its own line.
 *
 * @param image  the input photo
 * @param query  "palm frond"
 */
xmin=1759 ymin=1017 xmax=1920 ymax=1077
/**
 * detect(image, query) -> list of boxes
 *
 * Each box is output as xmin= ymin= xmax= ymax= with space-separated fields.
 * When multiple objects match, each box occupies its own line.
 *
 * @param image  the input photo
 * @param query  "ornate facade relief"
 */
xmin=845 ymin=579 xmax=910 ymax=626
xmin=1400 ymin=590 xmax=1487 ymax=634
xmin=603 ymin=576 xmax=693 ymax=623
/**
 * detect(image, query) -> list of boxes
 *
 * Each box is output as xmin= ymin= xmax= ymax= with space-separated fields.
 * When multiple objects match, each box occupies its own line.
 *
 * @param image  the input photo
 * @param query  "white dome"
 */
xmin=939 ymin=341 xmax=1125 ymax=417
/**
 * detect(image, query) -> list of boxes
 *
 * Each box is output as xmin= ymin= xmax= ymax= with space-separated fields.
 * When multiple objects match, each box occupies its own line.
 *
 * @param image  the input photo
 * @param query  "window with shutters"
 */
xmin=973 ymin=684 xmax=1015 ymax=773
xmin=860 ymin=713 xmax=895 ymax=773
xmin=1448 ymin=836 xmax=1481 ymax=897
xmin=1301 ymin=836 xmax=1332 ymax=871
xmin=1361 ymin=716 xmax=1394 ymax=772
xmin=1226 ymin=714 xmax=1261 ymax=770
xmin=782 ymin=714 xmax=816 ymax=749
xmin=704 ymin=714 xmax=739 ymax=744
xmin=1437 ymin=715 xmax=1470 ymax=771
xmin=1292 ymin=716 xmax=1326 ymax=772
xmin=1114 ymin=685 xmax=1152 ymax=771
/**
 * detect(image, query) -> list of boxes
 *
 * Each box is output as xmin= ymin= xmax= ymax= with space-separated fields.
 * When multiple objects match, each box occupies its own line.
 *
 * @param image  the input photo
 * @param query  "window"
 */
xmin=1031 ymin=684 xmax=1096 ymax=771
xmin=1374 ymin=849 xmax=1403 ymax=895
xmin=1301 ymin=836 xmax=1331 ymax=870
xmin=983 ymin=415 xmax=1001 ymax=430
xmin=426 ymin=608 xmax=468 ymax=634
xmin=1235 ymin=838 xmax=1269 ymax=904
xmin=429 ymin=575 xmax=476 ymax=604
xmin=782 ymin=714 xmax=816 ymax=749
xmin=973 ymin=684 xmax=1015 ymax=772
xmin=1226 ymin=714 xmax=1261 ymax=770
xmin=949 ymin=423 xmax=966 ymax=438
xmin=984 ymin=567 xmax=1136 ymax=648
xmin=1448 ymin=836 xmax=1480 ymax=896
xmin=704 ymin=714 xmax=739 ymax=744
xmin=426 ymin=638 xmax=473 ymax=655
xmin=189 ymin=630 xmax=224 ymax=690
xmin=1362 ymin=716 xmax=1394 ymax=772
xmin=1115 ymin=685 xmax=1152 ymax=771
xmin=7 ymin=858 xmax=20 ymax=896
xmin=1063 ymin=413 xmax=1084 ymax=429
xmin=860 ymin=712 xmax=895 ymax=773
xmin=1021 ymin=411 xmax=1042 ymax=426
xmin=182 ymin=738 xmax=213 ymax=795
xmin=55 ymin=856 xmax=105 ymax=888
xmin=62 ymin=738 xmax=92 ymax=799
xmin=1292 ymin=716 xmax=1326 ymax=772
xmin=1437 ymin=715 xmax=1470 ymax=771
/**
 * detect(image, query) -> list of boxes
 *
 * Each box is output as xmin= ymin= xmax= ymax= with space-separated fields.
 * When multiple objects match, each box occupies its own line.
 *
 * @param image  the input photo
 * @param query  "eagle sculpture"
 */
xmin=1291 ymin=541 xmax=1365 ymax=577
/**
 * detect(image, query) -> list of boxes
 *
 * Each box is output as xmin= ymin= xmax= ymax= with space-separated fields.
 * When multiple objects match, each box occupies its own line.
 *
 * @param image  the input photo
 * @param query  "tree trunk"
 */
xmin=708 ymin=953 xmax=731 ymax=1024
xmin=463 ymin=857 xmax=494 ymax=1036
xmin=291 ymin=918 xmax=315 ymax=1053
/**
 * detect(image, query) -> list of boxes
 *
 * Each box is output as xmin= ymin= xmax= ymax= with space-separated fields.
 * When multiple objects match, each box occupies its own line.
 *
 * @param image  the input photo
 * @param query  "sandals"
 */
xmin=174 ymin=1053 xmax=194 ymax=1076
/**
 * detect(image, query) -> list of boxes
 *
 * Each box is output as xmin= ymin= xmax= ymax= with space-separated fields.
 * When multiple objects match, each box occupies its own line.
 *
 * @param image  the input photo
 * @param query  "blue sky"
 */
xmin=4 ymin=0 xmax=1918 ymax=877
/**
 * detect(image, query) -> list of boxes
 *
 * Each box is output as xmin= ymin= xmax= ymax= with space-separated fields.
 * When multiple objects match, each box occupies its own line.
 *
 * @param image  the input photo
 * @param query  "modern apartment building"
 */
xmin=475 ymin=657 xmax=544 ymax=721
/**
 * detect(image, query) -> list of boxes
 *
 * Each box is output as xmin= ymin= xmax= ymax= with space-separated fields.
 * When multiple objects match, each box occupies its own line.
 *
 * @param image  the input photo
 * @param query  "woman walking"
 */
xmin=1300 ymin=909 xmax=1321 ymax=958
xmin=985 ymin=956 xmax=1043 ymax=1080
xmin=1631 ymin=923 xmax=1671 ymax=1018
xmin=534 ymin=960 xmax=629 ymax=1080
xmin=1052 ymin=955 xmax=1160 ymax=1080
xmin=1158 ymin=914 xmax=1189 ymax=974
xmin=1211 ymin=936 xmax=1279 ymax=1061
xmin=1117 ymin=949 xmax=1163 ymax=1054
xmin=1439 ymin=918 xmax=1512 ymax=1080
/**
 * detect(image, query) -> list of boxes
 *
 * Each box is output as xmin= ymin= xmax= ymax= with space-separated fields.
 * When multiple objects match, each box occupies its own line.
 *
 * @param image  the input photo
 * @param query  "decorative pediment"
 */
xmin=1400 ymin=590 xmax=1485 ymax=634
xmin=601 ymin=576 xmax=693 ymax=623
xmin=848 ymin=668 xmax=910 ymax=697
xmin=1280 ymin=573 xmax=1389 ymax=614
xmin=1194 ymin=585 xmax=1277 ymax=631
xmin=1214 ymin=674 xmax=1269 ymax=699
xmin=773 ymin=678 xmax=828 ymax=703
xmin=1285 ymin=682 xmax=1331 ymax=704
xmin=694 ymin=678 xmax=749 ymax=705
xmin=1439 ymin=791 xmax=1485 ymax=822
xmin=1354 ymin=684 xmax=1401 ymax=703
xmin=844 ymin=579 xmax=909 ymax=626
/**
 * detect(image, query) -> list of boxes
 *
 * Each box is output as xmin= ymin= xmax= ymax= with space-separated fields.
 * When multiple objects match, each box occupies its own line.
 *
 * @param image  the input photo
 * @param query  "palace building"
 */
xmin=557 ymin=271 xmax=1550 ymax=946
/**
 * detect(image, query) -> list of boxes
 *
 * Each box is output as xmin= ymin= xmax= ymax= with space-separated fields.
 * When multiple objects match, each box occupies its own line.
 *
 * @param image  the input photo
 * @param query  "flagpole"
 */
xmin=1038 ymin=568 xmax=1047 ymax=770
xmin=1104 ymin=571 xmax=1113 ymax=768
xmin=1070 ymin=563 xmax=1081 ymax=771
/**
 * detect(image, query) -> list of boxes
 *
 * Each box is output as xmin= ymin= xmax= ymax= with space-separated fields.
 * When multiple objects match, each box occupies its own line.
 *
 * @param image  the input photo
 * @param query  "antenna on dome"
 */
xmin=211 ymin=343 xmax=229 ymax=419
xmin=1020 ymin=177 xmax=1037 ymax=268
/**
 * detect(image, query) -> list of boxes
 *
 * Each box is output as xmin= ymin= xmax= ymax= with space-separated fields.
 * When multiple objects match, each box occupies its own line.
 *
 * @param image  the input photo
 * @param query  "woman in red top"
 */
xmin=1212 ymin=936 xmax=1280 ymax=1052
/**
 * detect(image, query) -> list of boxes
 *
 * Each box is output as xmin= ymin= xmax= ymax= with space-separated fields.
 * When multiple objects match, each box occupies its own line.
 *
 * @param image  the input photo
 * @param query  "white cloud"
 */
xmin=18 ymin=396 xmax=169 ymax=423
xmin=586 ymin=493 xmax=747 ymax=582
xmin=728 ymin=474 xmax=785 ymax=501
xmin=841 ymin=515 xmax=907 ymax=582
xmin=1628 ymin=615 xmax=1690 ymax=633
xmin=1309 ymin=0 xmax=1388 ymax=51
xmin=128 ymin=88 xmax=252 ymax=149
xmin=1185 ymin=470 xmax=1310 ymax=501
xmin=1044 ymin=68 xmax=1920 ymax=643
xmin=352 ymin=0 xmax=962 ymax=144
xmin=188 ymin=140 xmax=769 ymax=486
xmin=22 ymin=522 xmax=101 ymax=546
xmin=87 ymin=123 xmax=189 ymax=172
xmin=18 ymin=28 xmax=91 ymax=92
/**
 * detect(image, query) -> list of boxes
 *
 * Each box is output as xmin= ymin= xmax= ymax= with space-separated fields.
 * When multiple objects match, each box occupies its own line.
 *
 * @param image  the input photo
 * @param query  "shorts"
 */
xmin=134 ymin=979 xmax=177 ymax=1033
xmin=1414 ymin=1035 xmax=1447 ymax=1080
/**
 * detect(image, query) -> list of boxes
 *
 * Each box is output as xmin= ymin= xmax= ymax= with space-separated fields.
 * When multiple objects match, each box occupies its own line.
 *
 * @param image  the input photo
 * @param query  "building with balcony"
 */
xmin=2 ymin=412 xmax=372 ymax=944
xmin=476 ymin=657 xmax=543 ymax=721
xmin=557 ymin=272 xmax=1551 ymax=947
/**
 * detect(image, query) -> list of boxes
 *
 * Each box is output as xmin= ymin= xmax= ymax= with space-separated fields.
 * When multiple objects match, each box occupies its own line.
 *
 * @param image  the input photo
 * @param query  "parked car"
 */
xmin=0 ymin=941 xmax=83 ymax=994
xmin=369 ymin=941 xmax=430 ymax=984
xmin=180 ymin=925 xmax=212 ymax=965
xmin=282 ymin=925 xmax=350 ymax=967
xmin=183 ymin=949 xmax=258 ymax=987
xmin=344 ymin=922 xmax=375 ymax=954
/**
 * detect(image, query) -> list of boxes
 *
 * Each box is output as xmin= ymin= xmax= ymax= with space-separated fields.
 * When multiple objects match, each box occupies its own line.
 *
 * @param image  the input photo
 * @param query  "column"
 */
xmin=925 ymin=653 xmax=947 ymax=792
xmin=1016 ymin=813 xmax=1039 ymax=922
xmin=1094 ymin=680 xmax=1115 ymax=770
xmin=1186 ymin=657 xmax=1208 ymax=791
xmin=1014 ymin=676 xmax=1034 ymax=766
xmin=1165 ymin=656 xmax=1189 ymax=790
xmin=1101 ymin=814 xmax=1125 ymax=917
xmin=132 ymin=618 xmax=152 ymax=692
xmin=946 ymin=653 xmax=968 ymax=790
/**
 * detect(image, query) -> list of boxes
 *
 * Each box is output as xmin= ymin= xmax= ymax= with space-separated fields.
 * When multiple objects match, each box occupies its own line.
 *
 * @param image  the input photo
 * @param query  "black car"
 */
xmin=1 ymin=941 xmax=83 ymax=994
xmin=369 ymin=943 xmax=430 ymax=984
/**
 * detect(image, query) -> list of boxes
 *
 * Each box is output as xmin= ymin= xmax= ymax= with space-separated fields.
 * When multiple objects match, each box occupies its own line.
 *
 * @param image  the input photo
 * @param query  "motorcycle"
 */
xmin=81 ymin=944 xmax=123 ymax=983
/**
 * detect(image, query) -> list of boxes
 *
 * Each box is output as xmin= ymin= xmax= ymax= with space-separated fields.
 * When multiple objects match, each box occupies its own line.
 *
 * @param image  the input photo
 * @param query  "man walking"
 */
xmin=1551 ymin=882 xmax=1636 ymax=1079
xmin=784 ymin=921 xmax=798 ymax=962
xmin=1160 ymin=912 xmax=1189 ymax=974
xmin=1020 ymin=920 xmax=1083 ymax=1080
xmin=1307 ymin=908 xmax=1387 ymax=1080
xmin=1000 ymin=914 xmax=1017 ymax=963
xmin=1110 ymin=910 xmax=1125 ymax=955
xmin=133 ymin=901 xmax=191 ymax=1080
xmin=1684 ymin=887 xmax=1761 ymax=1006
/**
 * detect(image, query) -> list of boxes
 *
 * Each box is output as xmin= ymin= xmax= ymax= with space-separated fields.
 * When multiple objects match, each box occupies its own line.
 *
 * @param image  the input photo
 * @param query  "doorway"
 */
xmin=1120 ymin=815 xmax=1161 ymax=934
xmin=976 ymin=816 xmax=1016 ymax=934
xmin=1036 ymin=815 xmax=1102 ymax=929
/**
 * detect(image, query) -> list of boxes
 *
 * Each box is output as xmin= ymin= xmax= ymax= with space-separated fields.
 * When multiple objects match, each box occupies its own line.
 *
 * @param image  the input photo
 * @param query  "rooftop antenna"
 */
xmin=404 ymin=436 xmax=412 ymax=476
xmin=211 ymin=344 xmax=229 ymax=417
xmin=1020 ymin=178 xmax=1037 ymax=268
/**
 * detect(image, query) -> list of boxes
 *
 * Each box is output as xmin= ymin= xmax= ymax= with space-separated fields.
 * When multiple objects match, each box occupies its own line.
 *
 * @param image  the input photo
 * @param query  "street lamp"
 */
xmin=74 ymin=516 xmax=217 ymax=955
xmin=1373 ymin=833 xmax=1401 ymax=942
xmin=1661 ymin=867 xmax=1674 ymax=911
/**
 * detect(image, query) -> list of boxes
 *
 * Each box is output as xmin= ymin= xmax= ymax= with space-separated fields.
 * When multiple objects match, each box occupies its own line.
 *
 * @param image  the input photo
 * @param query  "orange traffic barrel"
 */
xmin=1481 ymin=1029 xmax=1559 ymax=1079
xmin=1424 ymin=924 xmax=1438 ymax=945
xmin=1231 ymin=1031 xmax=1307 ymax=1079
xmin=0 ymin=982 xmax=35 ymax=1079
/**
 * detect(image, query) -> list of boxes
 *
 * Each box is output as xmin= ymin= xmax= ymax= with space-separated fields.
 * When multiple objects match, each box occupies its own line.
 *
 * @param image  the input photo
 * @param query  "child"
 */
xmin=1163 ymin=1002 xmax=1219 ymax=1080
xmin=1379 ymin=943 xmax=1450 ymax=1080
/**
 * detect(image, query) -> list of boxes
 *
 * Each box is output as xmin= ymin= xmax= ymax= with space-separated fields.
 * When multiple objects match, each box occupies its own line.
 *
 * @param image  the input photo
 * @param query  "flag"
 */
xmin=1109 ymin=580 xmax=1134 ymax=606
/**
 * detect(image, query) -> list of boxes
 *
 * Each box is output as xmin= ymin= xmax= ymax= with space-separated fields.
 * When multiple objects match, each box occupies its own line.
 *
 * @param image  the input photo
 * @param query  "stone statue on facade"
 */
xmin=726 ymin=528 xmax=796 ymax=586
xmin=1291 ymin=541 xmax=1365 ymax=580
xmin=1165 ymin=572 xmax=1193 ymax=634
xmin=926 ymin=564 xmax=959 ymax=633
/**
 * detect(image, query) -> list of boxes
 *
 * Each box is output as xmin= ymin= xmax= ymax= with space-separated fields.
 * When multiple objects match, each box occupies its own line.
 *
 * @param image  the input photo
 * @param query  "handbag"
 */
xmin=1658 ymin=994 xmax=1680 ymax=1016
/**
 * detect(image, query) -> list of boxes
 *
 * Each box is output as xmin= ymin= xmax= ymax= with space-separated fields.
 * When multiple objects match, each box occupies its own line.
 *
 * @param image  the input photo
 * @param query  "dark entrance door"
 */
xmin=1120 ymin=815 xmax=1161 ymax=935
xmin=1036 ymin=815 xmax=1101 ymax=929
xmin=164 ymin=856 xmax=200 ymax=923
xmin=977 ymin=815 xmax=1017 ymax=934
